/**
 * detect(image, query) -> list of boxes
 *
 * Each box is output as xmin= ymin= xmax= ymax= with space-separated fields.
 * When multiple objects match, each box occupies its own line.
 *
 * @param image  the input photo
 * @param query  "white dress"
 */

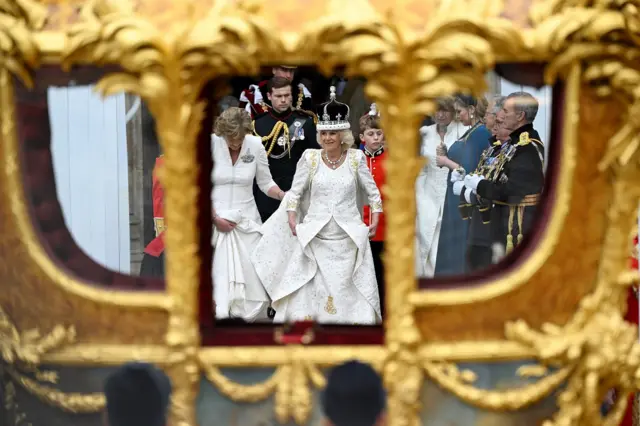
xmin=415 ymin=121 xmax=468 ymax=277
xmin=252 ymin=149 xmax=382 ymax=324
xmin=211 ymin=134 xmax=275 ymax=322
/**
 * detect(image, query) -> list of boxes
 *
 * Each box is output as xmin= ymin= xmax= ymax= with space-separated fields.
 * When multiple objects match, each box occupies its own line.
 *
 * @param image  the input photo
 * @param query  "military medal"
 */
xmin=277 ymin=136 xmax=287 ymax=147
xmin=292 ymin=121 xmax=305 ymax=141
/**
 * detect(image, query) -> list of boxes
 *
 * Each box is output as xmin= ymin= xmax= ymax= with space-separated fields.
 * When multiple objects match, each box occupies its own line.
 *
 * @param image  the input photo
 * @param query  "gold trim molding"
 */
xmin=0 ymin=0 xmax=639 ymax=425
xmin=0 ymin=307 xmax=104 ymax=413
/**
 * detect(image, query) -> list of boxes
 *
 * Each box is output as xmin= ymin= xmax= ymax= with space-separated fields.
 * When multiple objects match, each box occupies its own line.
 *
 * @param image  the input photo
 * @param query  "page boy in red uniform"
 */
xmin=360 ymin=104 xmax=387 ymax=318
xmin=140 ymin=155 xmax=166 ymax=277
xmin=619 ymin=233 xmax=639 ymax=425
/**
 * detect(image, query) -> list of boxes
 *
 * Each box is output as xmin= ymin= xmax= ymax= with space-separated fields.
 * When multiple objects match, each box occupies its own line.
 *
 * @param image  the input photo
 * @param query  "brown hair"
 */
xmin=454 ymin=95 xmax=488 ymax=118
xmin=436 ymin=96 xmax=456 ymax=114
xmin=268 ymin=76 xmax=292 ymax=93
xmin=214 ymin=107 xmax=253 ymax=140
xmin=359 ymin=114 xmax=381 ymax=133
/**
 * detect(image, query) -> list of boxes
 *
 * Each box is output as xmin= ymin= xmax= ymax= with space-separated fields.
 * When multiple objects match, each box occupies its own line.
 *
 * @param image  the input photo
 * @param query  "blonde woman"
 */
xmin=211 ymin=107 xmax=285 ymax=322
xmin=252 ymin=87 xmax=382 ymax=324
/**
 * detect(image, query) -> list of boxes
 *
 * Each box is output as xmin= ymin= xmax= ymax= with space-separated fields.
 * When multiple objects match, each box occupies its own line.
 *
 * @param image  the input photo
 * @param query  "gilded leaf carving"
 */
xmin=0 ymin=1 xmax=43 ymax=86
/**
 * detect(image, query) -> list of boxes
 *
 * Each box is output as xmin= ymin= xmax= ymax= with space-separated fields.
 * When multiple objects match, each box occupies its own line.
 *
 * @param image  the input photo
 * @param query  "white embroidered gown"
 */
xmin=415 ymin=121 xmax=468 ymax=277
xmin=211 ymin=134 xmax=274 ymax=322
xmin=252 ymin=149 xmax=382 ymax=324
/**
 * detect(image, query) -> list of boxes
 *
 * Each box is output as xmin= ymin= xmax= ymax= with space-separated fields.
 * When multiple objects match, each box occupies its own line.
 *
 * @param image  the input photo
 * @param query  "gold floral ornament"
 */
xmin=0 ymin=306 xmax=105 ymax=413
xmin=531 ymin=0 xmax=640 ymax=171
xmin=0 ymin=310 xmax=75 ymax=366
xmin=0 ymin=0 xmax=46 ymax=87
xmin=506 ymin=311 xmax=640 ymax=426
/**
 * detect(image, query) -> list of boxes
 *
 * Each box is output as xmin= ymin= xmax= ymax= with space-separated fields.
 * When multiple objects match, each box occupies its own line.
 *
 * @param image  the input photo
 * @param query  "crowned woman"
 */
xmin=251 ymin=87 xmax=383 ymax=324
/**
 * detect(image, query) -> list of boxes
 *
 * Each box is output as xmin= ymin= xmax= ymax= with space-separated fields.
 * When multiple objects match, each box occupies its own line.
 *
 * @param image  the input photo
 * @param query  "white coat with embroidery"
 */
xmin=251 ymin=148 xmax=382 ymax=324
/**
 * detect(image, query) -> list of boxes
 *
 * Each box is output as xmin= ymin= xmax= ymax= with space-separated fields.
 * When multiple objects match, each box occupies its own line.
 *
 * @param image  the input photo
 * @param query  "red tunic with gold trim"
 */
xmin=363 ymin=147 xmax=386 ymax=241
xmin=620 ymin=234 xmax=638 ymax=426
xmin=143 ymin=156 xmax=166 ymax=257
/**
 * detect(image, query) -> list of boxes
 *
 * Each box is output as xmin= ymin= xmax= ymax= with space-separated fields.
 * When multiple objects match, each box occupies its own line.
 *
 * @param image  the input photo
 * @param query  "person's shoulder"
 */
xmin=253 ymin=110 xmax=271 ymax=122
xmin=349 ymin=148 xmax=365 ymax=159
xmin=419 ymin=124 xmax=435 ymax=135
xmin=245 ymin=134 xmax=263 ymax=146
xmin=302 ymin=148 xmax=321 ymax=160
xmin=529 ymin=130 xmax=544 ymax=146
xmin=293 ymin=108 xmax=317 ymax=120
xmin=516 ymin=131 xmax=543 ymax=147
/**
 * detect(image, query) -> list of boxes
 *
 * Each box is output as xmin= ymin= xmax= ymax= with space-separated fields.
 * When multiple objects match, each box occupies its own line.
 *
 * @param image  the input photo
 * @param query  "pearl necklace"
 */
xmin=323 ymin=150 xmax=345 ymax=169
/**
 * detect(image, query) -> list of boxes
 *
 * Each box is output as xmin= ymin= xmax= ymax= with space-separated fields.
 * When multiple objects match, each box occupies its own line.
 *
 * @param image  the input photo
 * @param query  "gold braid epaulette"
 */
xmin=296 ymin=90 xmax=304 ymax=110
xmin=516 ymin=131 xmax=542 ymax=147
xmin=258 ymin=121 xmax=289 ymax=156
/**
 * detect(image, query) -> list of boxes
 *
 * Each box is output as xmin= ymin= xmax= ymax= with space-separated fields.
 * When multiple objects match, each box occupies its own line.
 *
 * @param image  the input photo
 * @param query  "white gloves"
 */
xmin=450 ymin=170 xmax=465 ymax=183
xmin=464 ymin=188 xmax=473 ymax=204
xmin=464 ymin=174 xmax=485 ymax=191
xmin=452 ymin=181 xmax=464 ymax=196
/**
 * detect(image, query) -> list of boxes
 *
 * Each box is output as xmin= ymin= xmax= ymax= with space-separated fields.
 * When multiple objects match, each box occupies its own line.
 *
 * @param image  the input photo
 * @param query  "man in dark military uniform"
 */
xmin=253 ymin=76 xmax=319 ymax=222
xmin=239 ymin=65 xmax=314 ymax=119
xmin=455 ymin=96 xmax=509 ymax=272
xmin=462 ymin=91 xmax=545 ymax=259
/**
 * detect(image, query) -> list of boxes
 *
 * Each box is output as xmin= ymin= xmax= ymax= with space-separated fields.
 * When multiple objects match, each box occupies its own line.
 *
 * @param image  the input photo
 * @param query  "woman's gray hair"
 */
xmin=316 ymin=129 xmax=355 ymax=151
xmin=489 ymin=95 xmax=506 ymax=115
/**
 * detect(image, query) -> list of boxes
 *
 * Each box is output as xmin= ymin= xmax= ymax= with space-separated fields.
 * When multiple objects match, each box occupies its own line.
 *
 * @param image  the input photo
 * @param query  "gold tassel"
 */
xmin=506 ymin=235 xmax=514 ymax=254
xmin=506 ymin=206 xmax=515 ymax=254
xmin=517 ymin=206 xmax=525 ymax=245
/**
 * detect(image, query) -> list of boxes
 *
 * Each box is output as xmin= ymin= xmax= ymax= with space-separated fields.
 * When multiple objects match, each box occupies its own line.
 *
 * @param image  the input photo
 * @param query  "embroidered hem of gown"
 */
xmin=251 ymin=192 xmax=381 ymax=325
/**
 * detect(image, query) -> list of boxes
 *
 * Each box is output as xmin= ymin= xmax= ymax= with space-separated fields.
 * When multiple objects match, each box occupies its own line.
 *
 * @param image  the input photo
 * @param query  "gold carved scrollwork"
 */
xmin=1 ymin=0 xmax=640 ymax=425
xmin=532 ymin=0 xmax=640 ymax=171
xmin=61 ymin=1 xmax=286 ymax=424
xmin=301 ymin=2 xmax=526 ymax=425
xmin=201 ymin=360 xmax=326 ymax=425
xmin=0 ymin=307 xmax=104 ymax=413
xmin=501 ymin=138 xmax=640 ymax=425
xmin=0 ymin=0 xmax=45 ymax=86
xmin=483 ymin=0 xmax=640 ymax=423
xmin=421 ymin=361 xmax=571 ymax=411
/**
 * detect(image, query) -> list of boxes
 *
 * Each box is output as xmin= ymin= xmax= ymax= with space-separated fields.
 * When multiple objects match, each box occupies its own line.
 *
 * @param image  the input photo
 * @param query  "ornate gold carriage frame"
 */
xmin=1 ymin=0 xmax=640 ymax=425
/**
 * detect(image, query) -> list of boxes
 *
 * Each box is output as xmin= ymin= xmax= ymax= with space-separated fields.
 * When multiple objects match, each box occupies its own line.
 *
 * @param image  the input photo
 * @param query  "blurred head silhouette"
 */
xmin=322 ymin=360 xmax=387 ymax=426
xmin=103 ymin=362 xmax=172 ymax=426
